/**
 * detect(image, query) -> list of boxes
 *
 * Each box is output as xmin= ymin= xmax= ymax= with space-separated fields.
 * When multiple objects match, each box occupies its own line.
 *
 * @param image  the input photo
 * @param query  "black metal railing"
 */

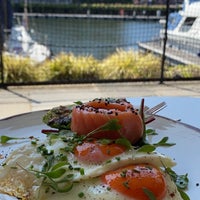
xmin=0 ymin=0 xmax=199 ymax=87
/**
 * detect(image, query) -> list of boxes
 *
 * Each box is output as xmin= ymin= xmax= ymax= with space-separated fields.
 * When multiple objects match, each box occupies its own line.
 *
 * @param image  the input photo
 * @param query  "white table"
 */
xmin=129 ymin=96 xmax=200 ymax=129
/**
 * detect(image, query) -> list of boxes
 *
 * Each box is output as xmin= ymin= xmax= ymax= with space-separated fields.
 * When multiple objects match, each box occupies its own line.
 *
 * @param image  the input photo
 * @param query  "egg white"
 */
xmin=38 ymin=172 xmax=182 ymax=200
xmin=0 ymin=137 xmax=182 ymax=200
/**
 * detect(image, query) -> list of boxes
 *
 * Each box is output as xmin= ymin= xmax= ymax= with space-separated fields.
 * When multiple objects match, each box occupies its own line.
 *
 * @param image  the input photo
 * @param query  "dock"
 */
xmin=138 ymin=40 xmax=200 ymax=66
xmin=14 ymin=13 xmax=163 ymax=21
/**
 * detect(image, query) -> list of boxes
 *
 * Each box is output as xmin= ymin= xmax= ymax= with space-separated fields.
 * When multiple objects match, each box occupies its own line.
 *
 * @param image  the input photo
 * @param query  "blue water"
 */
xmin=25 ymin=17 xmax=161 ymax=59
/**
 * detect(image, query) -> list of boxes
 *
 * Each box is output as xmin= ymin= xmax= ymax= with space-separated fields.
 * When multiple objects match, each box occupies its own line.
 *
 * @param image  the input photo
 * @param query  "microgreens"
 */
xmin=145 ymin=128 xmax=157 ymax=136
xmin=0 ymin=135 xmax=22 ymax=144
xmin=98 ymin=138 xmax=113 ymax=145
xmin=84 ymin=118 xmax=121 ymax=139
xmin=142 ymin=188 xmax=156 ymax=200
xmin=178 ymin=189 xmax=190 ymax=200
xmin=164 ymin=167 xmax=190 ymax=200
xmin=31 ymin=159 xmax=74 ymax=193
xmin=0 ymin=135 xmax=35 ymax=144
xmin=84 ymin=119 xmax=132 ymax=150
xmin=137 ymin=144 xmax=156 ymax=153
xmin=43 ymin=177 xmax=74 ymax=193
xmin=115 ymin=138 xmax=132 ymax=150
xmin=137 ymin=137 xmax=175 ymax=153
xmin=138 ymin=99 xmax=176 ymax=153
xmin=0 ymin=98 xmax=189 ymax=198
xmin=153 ymin=137 xmax=176 ymax=147
xmin=78 ymin=192 xmax=85 ymax=198
xmin=74 ymin=101 xmax=83 ymax=105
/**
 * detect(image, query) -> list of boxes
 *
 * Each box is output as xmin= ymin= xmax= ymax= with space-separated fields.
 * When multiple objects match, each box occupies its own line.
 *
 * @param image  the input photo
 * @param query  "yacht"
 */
xmin=160 ymin=0 xmax=200 ymax=57
xmin=4 ymin=0 xmax=51 ymax=63
xmin=6 ymin=25 xmax=51 ymax=63
xmin=138 ymin=0 xmax=200 ymax=65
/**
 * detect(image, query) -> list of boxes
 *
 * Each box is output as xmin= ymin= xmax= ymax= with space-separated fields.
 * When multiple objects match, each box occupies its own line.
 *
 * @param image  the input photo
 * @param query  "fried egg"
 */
xmin=0 ymin=136 xmax=182 ymax=200
xmin=39 ymin=170 xmax=182 ymax=200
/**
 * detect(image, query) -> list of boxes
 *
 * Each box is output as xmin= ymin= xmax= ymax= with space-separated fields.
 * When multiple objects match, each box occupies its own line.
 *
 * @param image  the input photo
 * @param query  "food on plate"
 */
xmin=71 ymin=98 xmax=143 ymax=144
xmin=0 ymin=136 xmax=181 ymax=200
xmin=0 ymin=98 xmax=189 ymax=200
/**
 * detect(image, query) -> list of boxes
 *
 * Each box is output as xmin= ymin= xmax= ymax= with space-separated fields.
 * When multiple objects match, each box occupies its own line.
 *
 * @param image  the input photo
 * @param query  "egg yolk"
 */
xmin=102 ymin=164 xmax=167 ymax=200
xmin=74 ymin=141 xmax=126 ymax=164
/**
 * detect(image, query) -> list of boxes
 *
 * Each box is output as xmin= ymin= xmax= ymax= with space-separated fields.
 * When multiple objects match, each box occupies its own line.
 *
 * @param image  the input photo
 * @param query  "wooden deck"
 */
xmin=138 ymin=40 xmax=200 ymax=66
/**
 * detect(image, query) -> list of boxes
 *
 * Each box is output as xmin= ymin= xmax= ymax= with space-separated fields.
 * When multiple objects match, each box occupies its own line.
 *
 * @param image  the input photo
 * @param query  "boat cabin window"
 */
xmin=180 ymin=17 xmax=196 ymax=32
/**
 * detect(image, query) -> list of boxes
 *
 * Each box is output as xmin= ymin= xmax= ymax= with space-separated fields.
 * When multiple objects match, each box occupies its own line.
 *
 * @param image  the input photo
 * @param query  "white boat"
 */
xmin=160 ymin=0 xmax=200 ymax=57
xmin=5 ymin=25 xmax=51 ymax=63
xmin=4 ymin=0 xmax=51 ymax=63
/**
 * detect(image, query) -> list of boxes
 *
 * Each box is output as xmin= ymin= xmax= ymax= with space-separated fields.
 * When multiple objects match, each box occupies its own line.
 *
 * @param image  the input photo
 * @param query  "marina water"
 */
xmin=19 ymin=17 xmax=161 ymax=59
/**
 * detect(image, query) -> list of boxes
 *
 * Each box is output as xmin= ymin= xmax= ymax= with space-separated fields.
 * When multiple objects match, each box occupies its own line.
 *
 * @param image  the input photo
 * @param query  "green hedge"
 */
xmin=2 ymin=50 xmax=200 ymax=84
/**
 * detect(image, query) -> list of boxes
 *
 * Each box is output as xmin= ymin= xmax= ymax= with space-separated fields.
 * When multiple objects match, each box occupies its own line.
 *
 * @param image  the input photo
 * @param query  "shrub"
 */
xmin=40 ymin=53 xmax=99 ymax=82
xmin=100 ymin=49 xmax=161 ymax=79
xmin=3 ymin=54 xmax=38 ymax=83
xmin=2 ymin=51 xmax=199 ymax=84
xmin=165 ymin=65 xmax=200 ymax=79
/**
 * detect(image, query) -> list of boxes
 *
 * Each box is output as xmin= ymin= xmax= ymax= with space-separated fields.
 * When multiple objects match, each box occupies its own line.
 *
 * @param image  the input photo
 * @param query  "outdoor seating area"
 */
xmin=0 ymin=1 xmax=200 ymax=200
xmin=0 ymin=0 xmax=199 ymax=86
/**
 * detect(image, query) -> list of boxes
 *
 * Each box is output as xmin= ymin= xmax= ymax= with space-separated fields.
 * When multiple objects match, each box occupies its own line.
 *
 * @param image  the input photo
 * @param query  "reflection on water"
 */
xmin=26 ymin=18 xmax=161 ymax=59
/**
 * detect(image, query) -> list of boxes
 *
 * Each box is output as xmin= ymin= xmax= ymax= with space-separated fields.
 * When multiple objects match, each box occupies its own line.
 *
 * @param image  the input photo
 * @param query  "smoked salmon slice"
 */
xmin=71 ymin=98 xmax=143 ymax=144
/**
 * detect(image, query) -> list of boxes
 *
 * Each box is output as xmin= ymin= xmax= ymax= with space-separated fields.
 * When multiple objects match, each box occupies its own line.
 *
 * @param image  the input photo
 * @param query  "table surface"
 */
xmin=129 ymin=96 xmax=200 ymax=130
xmin=0 ymin=96 xmax=199 ymax=200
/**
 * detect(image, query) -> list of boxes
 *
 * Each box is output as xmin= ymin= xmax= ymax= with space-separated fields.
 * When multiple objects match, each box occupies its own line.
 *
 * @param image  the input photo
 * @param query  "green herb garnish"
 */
xmin=143 ymin=188 xmax=156 ymax=200
xmin=115 ymin=138 xmax=132 ymax=150
xmin=74 ymin=101 xmax=83 ymax=105
xmin=165 ymin=167 xmax=189 ymax=190
xmin=163 ymin=167 xmax=190 ymax=200
xmin=85 ymin=119 xmax=121 ymax=139
xmin=137 ymin=144 xmax=156 ymax=153
xmin=145 ymin=129 xmax=157 ymax=136
xmin=153 ymin=137 xmax=176 ymax=147
xmin=0 ymin=135 xmax=26 ymax=144
xmin=78 ymin=192 xmax=85 ymax=198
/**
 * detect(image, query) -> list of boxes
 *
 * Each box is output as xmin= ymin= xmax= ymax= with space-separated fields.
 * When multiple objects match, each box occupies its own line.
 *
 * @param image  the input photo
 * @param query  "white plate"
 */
xmin=0 ymin=110 xmax=200 ymax=199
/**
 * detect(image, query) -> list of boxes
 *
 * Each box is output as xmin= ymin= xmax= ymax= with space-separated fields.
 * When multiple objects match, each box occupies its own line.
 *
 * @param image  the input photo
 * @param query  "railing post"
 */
xmin=0 ymin=21 xmax=4 ymax=87
xmin=160 ymin=0 xmax=170 ymax=84
xmin=0 ymin=53 xmax=4 ymax=87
